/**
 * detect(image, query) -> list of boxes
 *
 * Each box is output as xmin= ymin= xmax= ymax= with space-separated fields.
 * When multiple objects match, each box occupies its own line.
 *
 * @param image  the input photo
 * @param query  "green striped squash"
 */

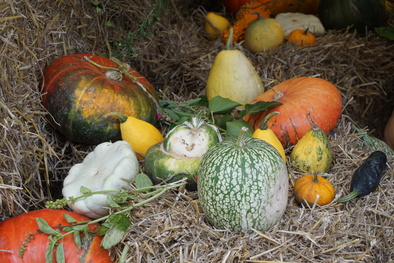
xmin=145 ymin=117 xmax=222 ymax=190
xmin=198 ymin=127 xmax=288 ymax=232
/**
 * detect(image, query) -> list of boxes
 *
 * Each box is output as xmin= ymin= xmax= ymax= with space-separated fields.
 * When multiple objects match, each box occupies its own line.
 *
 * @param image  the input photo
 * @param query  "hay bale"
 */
xmin=0 ymin=0 xmax=393 ymax=262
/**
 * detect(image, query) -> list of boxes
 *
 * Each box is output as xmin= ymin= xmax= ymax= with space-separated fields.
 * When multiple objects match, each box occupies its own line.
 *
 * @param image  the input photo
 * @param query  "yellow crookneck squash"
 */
xmin=206 ymin=28 xmax=264 ymax=104
xmin=106 ymin=112 xmax=164 ymax=159
xmin=252 ymin=111 xmax=286 ymax=163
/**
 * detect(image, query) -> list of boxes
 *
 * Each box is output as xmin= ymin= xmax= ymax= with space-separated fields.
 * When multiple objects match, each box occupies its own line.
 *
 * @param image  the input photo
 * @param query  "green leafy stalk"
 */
xmin=26 ymin=178 xmax=187 ymax=262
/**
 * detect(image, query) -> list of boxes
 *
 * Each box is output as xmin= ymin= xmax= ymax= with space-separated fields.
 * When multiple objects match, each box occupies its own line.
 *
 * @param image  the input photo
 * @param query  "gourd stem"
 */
xmin=251 ymin=11 xmax=263 ymax=20
xmin=103 ymin=112 xmax=128 ymax=123
xmin=236 ymin=126 xmax=249 ymax=148
xmin=260 ymin=111 xmax=279 ymax=130
xmin=306 ymin=110 xmax=320 ymax=131
xmin=225 ymin=28 xmax=234 ymax=50
xmin=312 ymin=173 xmax=319 ymax=183
xmin=337 ymin=189 xmax=360 ymax=203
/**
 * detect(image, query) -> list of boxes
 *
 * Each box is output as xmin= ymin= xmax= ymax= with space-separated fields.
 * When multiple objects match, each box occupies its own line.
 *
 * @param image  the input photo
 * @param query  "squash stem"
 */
xmin=225 ymin=28 xmax=234 ymax=50
xmin=259 ymin=111 xmax=279 ymax=130
xmin=312 ymin=173 xmax=319 ymax=184
xmin=103 ymin=112 xmax=128 ymax=123
xmin=337 ymin=189 xmax=360 ymax=203
xmin=236 ymin=127 xmax=249 ymax=148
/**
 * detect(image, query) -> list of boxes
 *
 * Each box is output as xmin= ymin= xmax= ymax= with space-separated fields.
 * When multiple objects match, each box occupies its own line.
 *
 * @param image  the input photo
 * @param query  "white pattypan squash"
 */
xmin=62 ymin=141 xmax=139 ymax=219
xmin=275 ymin=12 xmax=325 ymax=37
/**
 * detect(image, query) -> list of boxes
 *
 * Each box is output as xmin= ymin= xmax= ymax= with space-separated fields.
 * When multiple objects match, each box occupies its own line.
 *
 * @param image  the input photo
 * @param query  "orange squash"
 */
xmin=288 ymin=28 xmax=316 ymax=47
xmin=244 ymin=77 xmax=342 ymax=148
xmin=294 ymin=174 xmax=335 ymax=206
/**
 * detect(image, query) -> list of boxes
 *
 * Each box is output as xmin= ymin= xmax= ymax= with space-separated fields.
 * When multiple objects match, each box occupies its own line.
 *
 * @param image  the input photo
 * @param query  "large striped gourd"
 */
xmin=198 ymin=127 xmax=288 ymax=232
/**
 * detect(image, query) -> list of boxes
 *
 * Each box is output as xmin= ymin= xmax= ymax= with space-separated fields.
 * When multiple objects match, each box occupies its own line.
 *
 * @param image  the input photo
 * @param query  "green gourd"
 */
xmin=318 ymin=0 xmax=387 ymax=33
xmin=198 ymin=127 xmax=288 ymax=232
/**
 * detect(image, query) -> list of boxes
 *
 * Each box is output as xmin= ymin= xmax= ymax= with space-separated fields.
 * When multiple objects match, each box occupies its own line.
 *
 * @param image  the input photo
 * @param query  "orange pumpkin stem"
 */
xmin=273 ymin=91 xmax=284 ymax=101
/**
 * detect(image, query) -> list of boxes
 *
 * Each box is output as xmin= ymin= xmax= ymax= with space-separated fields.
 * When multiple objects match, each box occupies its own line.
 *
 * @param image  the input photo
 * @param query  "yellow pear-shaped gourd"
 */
xmin=206 ymin=28 xmax=264 ymax=104
xmin=290 ymin=123 xmax=332 ymax=173
xmin=203 ymin=12 xmax=230 ymax=40
xmin=252 ymin=112 xmax=286 ymax=163
xmin=107 ymin=112 xmax=164 ymax=159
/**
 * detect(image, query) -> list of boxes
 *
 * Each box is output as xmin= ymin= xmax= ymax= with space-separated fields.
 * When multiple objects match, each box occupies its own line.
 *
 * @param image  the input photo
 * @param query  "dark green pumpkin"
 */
xmin=41 ymin=54 xmax=158 ymax=144
xmin=318 ymin=0 xmax=387 ymax=32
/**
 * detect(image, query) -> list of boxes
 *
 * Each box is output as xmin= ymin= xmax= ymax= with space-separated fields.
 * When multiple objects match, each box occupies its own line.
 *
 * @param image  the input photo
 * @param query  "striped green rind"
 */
xmin=144 ymin=143 xmax=202 ymax=190
xmin=198 ymin=137 xmax=288 ymax=232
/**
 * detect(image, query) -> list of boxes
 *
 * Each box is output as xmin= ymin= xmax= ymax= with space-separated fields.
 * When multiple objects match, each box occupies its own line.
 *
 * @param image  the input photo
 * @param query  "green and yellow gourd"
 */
xmin=290 ymin=122 xmax=332 ymax=173
xmin=144 ymin=117 xmax=222 ymax=190
xmin=198 ymin=127 xmax=288 ymax=232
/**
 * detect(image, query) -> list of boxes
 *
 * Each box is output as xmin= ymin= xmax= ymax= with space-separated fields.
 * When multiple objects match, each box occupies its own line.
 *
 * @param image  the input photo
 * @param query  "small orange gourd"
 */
xmin=288 ymin=28 xmax=316 ymax=47
xmin=293 ymin=174 xmax=335 ymax=206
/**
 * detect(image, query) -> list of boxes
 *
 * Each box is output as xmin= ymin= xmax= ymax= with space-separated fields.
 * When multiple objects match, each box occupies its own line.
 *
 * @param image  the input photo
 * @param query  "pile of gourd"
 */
xmin=1 ymin=1 xmax=393 ymax=262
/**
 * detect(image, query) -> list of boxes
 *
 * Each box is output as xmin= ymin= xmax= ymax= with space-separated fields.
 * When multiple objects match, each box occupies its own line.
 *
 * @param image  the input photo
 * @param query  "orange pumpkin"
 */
xmin=0 ymin=209 xmax=113 ymax=262
xmin=293 ymin=174 xmax=335 ymax=206
xmin=244 ymin=77 xmax=342 ymax=147
xmin=288 ymin=28 xmax=316 ymax=47
xmin=236 ymin=0 xmax=320 ymax=17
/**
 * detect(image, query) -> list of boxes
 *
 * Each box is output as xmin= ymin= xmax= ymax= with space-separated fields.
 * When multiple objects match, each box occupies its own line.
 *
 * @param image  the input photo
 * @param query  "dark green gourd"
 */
xmin=337 ymin=151 xmax=387 ymax=203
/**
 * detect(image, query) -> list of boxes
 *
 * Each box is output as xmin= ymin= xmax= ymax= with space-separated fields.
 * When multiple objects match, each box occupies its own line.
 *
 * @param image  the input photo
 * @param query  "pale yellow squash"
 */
xmin=206 ymin=29 xmax=264 ymax=104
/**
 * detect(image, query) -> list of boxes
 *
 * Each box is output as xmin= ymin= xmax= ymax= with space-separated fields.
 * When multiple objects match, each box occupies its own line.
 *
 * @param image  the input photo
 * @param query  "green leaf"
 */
xmin=209 ymin=96 xmax=241 ymax=114
xmin=73 ymin=231 xmax=82 ymax=250
xmin=45 ymin=236 xmax=58 ymax=263
xmin=107 ymin=196 xmax=121 ymax=208
xmin=226 ymin=120 xmax=254 ymax=138
xmin=55 ymin=243 xmax=65 ymax=263
xmin=375 ymin=26 xmax=394 ymax=40
xmin=101 ymin=226 xmax=126 ymax=250
xmin=79 ymin=186 xmax=92 ymax=195
xmin=135 ymin=173 xmax=153 ymax=189
xmin=163 ymin=108 xmax=180 ymax=122
xmin=108 ymin=214 xmax=131 ymax=231
xmin=36 ymin=218 xmax=61 ymax=236
xmin=97 ymin=224 xmax=110 ymax=236
xmin=63 ymin=214 xmax=78 ymax=224
xmin=215 ymin=114 xmax=234 ymax=130
xmin=241 ymin=101 xmax=282 ymax=117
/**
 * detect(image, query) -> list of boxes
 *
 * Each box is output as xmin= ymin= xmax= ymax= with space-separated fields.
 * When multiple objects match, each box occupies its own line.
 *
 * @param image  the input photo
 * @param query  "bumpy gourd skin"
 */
xmin=290 ymin=127 xmax=332 ymax=173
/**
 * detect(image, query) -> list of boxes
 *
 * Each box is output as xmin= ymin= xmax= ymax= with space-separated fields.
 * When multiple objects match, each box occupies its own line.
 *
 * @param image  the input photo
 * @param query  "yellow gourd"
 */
xmin=203 ymin=12 xmax=231 ymax=40
xmin=106 ymin=112 xmax=164 ymax=159
xmin=206 ymin=28 xmax=264 ymax=104
xmin=252 ymin=112 xmax=286 ymax=163
xmin=244 ymin=12 xmax=285 ymax=53
xmin=290 ymin=122 xmax=332 ymax=173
